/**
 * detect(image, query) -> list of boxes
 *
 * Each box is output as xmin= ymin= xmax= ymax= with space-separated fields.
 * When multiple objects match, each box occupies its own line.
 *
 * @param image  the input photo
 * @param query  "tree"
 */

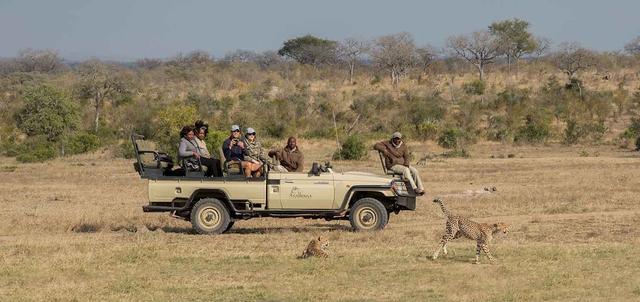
xmin=16 ymin=49 xmax=65 ymax=73
xmin=624 ymin=36 xmax=640 ymax=56
xmin=16 ymin=85 xmax=79 ymax=141
xmin=76 ymin=59 xmax=130 ymax=132
xmin=447 ymin=30 xmax=500 ymax=81
xmin=337 ymin=38 xmax=370 ymax=84
xmin=371 ymin=32 xmax=417 ymax=87
xmin=278 ymin=35 xmax=338 ymax=67
xmin=415 ymin=45 xmax=439 ymax=75
xmin=552 ymin=42 xmax=595 ymax=80
xmin=489 ymin=19 xmax=538 ymax=75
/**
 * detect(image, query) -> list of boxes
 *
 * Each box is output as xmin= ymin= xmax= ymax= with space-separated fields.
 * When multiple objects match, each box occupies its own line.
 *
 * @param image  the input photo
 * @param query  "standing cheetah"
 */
xmin=431 ymin=198 xmax=508 ymax=264
xmin=300 ymin=235 xmax=330 ymax=259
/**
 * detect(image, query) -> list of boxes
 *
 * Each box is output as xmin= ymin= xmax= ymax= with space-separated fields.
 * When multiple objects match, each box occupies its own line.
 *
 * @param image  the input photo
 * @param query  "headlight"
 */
xmin=391 ymin=180 xmax=409 ymax=196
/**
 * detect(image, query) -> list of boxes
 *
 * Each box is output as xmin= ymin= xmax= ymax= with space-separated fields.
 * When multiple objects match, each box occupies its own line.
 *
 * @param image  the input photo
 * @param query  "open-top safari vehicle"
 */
xmin=131 ymin=134 xmax=417 ymax=234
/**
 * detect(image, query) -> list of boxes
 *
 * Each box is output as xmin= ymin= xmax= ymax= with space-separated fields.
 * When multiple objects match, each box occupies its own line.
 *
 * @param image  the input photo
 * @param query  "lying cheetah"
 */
xmin=299 ymin=235 xmax=329 ymax=259
xmin=431 ymin=198 xmax=508 ymax=264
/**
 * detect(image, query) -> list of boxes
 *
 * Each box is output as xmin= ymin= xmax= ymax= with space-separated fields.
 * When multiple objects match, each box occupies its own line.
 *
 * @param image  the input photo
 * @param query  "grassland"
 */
xmin=1 ymin=141 xmax=639 ymax=301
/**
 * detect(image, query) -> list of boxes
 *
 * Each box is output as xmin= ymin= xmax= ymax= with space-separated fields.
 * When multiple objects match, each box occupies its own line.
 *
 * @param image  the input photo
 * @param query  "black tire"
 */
xmin=349 ymin=197 xmax=389 ymax=231
xmin=190 ymin=198 xmax=231 ymax=235
xmin=223 ymin=220 xmax=235 ymax=233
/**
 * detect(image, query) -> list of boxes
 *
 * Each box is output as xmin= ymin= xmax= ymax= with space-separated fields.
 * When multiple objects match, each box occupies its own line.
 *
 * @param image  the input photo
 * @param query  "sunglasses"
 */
xmin=247 ymin=133 xmax=256 ymax=136
xmin=232 ymin=130 xmax=240 ymax=133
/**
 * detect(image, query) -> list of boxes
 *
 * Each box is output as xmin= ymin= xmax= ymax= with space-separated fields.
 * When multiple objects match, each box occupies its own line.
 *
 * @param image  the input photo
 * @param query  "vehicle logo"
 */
xmin=290 ymin=186 xmax=312 ymax=199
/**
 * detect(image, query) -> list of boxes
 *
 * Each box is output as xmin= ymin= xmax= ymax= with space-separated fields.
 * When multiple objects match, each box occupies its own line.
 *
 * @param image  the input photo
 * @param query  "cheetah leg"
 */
xmin=432 ymin=234 xmax=452 ymax=260
xmin=474 ymin=242 xmax=482 ymax=264
xmin=481 ymin=244 xmax=495 ymax=263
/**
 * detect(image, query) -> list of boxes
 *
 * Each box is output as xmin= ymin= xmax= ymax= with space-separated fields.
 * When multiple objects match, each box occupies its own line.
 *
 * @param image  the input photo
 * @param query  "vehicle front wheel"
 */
xmin=349 ymin=197 xmax=388 ymax=231
xmin=190 ymin=198 xmax=231 ymax=235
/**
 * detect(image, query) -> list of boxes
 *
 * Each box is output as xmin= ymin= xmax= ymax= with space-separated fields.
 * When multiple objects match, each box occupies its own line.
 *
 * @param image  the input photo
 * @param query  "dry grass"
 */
xmin=1 ymin=141 xmax=640 ymax=301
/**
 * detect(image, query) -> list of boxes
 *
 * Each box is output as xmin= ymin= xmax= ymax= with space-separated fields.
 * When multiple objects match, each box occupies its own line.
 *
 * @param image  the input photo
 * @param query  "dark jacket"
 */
xmin=222 ymin=137 xmax=244 ymax=161
xmin=374 ymin=140 xmax=410 ymax=169
xmin=269 ymin=146 xmax=304 ymax=172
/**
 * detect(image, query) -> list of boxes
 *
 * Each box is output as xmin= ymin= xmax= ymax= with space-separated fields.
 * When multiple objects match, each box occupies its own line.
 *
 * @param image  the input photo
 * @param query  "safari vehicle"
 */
xmin=131 ymin=134 xmax=417 ymax=234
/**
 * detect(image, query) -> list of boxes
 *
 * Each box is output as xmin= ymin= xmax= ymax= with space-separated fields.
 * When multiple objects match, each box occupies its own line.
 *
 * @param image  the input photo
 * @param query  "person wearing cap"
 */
xmin=242 ymin=127 xmax=268 ymax=177
xmin=268 ymin=137 xmax=304 ymax=172
xmin=222 ymin=125 xmax=245 ymax=161
xmin=374 ymin=132 xmax=425 ymax=195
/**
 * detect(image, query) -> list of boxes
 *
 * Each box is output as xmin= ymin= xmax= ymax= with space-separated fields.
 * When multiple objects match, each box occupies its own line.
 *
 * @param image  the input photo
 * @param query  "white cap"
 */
xmin=392 ymin=132 xmax=402 ymax=139
xmin=246 ymin=127 xmax=256 ymax=134
xmin=231 ymin=125 xmax=240 ymax=131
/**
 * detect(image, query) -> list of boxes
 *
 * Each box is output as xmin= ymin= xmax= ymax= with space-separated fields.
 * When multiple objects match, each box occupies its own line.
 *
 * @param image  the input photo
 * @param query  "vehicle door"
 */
xmin=279 ymin=172 xmax=335 ymax=209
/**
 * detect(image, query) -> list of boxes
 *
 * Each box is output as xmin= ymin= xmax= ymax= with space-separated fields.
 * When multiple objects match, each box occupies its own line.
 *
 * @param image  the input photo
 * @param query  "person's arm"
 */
xmin=222 ymin=140 xmax=231 ymax=160
xmin=403 ymin=146 xmax=411 ymax=167
xmin=178 ymin=140 xmax=195 ymax=158
xmin=373 ymin=141 xmax=387 ymax=153
xmin=295 ymin=153 xmax=304 ymax=172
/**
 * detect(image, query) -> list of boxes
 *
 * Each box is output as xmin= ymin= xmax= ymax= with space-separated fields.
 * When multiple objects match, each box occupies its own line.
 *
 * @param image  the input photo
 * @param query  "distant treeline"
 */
xmin=1 ymin=18 xmax=640 ymax=162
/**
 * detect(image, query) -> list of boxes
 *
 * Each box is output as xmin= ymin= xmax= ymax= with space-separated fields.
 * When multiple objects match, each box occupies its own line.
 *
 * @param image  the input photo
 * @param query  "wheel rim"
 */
xmin=198 ymin=206 xmax=222 ymax=230
xmin=355 ymin=206 xmax=378 ymax=230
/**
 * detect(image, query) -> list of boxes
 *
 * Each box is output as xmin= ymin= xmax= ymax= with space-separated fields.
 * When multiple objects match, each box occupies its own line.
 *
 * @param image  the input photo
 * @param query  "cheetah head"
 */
xmin=317 ymin=236 xmax=329 ymax=248
xmin=493 ymin=222 xmax=509 ymax=234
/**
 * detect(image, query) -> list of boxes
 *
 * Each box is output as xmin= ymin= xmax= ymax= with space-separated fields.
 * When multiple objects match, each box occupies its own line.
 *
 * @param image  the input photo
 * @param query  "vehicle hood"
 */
xmin=333 ymin=171 xmax=392 ymax=185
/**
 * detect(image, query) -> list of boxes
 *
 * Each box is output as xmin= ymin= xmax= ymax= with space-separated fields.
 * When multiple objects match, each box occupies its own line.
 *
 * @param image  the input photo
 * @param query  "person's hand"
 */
xmin=237 ymin=141 xmax=245 ymax=148
xmin=193 ymin=152 xmax=200 ymax=159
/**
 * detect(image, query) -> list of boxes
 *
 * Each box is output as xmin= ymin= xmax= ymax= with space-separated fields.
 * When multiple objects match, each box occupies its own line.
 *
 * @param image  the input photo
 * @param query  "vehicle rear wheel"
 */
xmin=349 ymin=197 xmax=388 ymax=231
xmin=190 ymin=198 xmax=231 ymax=235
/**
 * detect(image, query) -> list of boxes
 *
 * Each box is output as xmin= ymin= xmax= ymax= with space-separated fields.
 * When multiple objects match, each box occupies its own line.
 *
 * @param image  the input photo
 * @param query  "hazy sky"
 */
xmin=1 ymin=0 xmax=639 ymax=60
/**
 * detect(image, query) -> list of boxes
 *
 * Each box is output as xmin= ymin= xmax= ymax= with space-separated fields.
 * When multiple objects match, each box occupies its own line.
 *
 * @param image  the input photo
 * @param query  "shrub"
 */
xmin=15 ymin=136 xmax=57 ymax=163
xmin=462 ymin=80 xmax=486 ymax=95
xmin=112 ymin=141 xmax=135 ymax=159
xmin=155 ymin=104 xmax=198 ymax=160
xmin=65 ymin=132 xmax=100 ymax=155
xmin=514 ymin=115 xmax=551 ymax=144
xmin=333 ymin=135 xmax=366 ymax=160
xmin=205 ymin=130 xmax=228 ymax=159
xmin=563 ymin=120 xmax=607 ymax=145
xmin=437 ymin=128 xmax=467 ymax=149
xmin=416 ymin=120 xmax=439 ymax=140
xmin=16 ymin=85 xmax=79 ymax=142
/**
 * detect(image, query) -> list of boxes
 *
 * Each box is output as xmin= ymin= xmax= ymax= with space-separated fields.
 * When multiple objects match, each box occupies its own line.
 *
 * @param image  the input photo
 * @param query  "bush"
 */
xmin=15 ymin=136 xmax=57 ymax=163
xmin=416 ymin=120 xmax=439 ymax=140
xmin=204 ymin=130 xmax=227 ymax=159
xmin=437 ymin=128 xmax=467 ymax=149
xmin=16 ymin=85 xmax=79 ymax=142
xmin=514 ymin=115 xmax=551 ymax=144
xmin=112 ymin=141 xmax=135 ymax=159
xmin=563 ymin=120 xmax=607 ymax=145
xmin=65 ymin=132 xmax=100 ymax=155
xmin=462 ymin=80 xmax=486 ymax=95
xmin=333 ymin=135 xmax=366 ymax=160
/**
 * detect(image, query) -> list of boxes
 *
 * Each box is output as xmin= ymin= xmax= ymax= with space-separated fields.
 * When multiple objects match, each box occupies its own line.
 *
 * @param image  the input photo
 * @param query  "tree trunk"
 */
xmin=94 ymin=96 xmax=102 ymax=133
xmin=477 ymin=64 xmax=484 ymax=81
xmin=348 ymin=61 xmax=355 ymax=84
xmin=332 ymin=108 xmax=341 ymax=159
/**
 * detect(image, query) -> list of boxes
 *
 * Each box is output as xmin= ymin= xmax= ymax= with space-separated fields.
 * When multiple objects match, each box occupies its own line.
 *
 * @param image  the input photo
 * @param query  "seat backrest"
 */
xmin=378 ymin=151 xmax=400 ymax=176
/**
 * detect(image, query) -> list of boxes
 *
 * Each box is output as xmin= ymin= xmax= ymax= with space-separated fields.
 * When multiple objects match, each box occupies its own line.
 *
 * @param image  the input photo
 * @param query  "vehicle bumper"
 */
xmin=396 ymin=195 xmax=416 ymax=210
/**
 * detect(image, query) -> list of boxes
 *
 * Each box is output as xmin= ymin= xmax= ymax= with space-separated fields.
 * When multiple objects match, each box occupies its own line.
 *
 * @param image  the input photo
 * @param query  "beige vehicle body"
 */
xmin=132 ymin=134 xmax=417 ymax=233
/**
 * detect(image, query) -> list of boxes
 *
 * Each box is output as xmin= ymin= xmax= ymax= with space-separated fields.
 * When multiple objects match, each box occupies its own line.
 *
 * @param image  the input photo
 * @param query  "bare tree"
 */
xmin=371 ymin=32 xmax=417 ymax=87
xmin=447 ymin=31 xmax=500 ymax=81
xmin=337 ymin=38 xmax=370 ymax=84
xmin=531 ymin=37 xmax=551 ymax=60
xmin=552 ymin=42 xmax=595 ymax=80
xmin=624 ymin=36 xmax=640 ymax=56
xmin=135 ymin=58 xmax=163 ymax=70
xmin=76 ymin=59 xmax=130 ymax=132
xmin=415 ymin=45 xmax=439 ymax=75
xmin=16 ymin=49 xmax=65 ymax=73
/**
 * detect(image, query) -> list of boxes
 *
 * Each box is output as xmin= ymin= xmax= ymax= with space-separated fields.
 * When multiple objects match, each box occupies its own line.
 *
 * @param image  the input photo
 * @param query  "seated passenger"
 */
xmin=268 ymin=136 xmax=304 ymax=172
xmin=374 ymin=132 xmax=425 ymax=195
xmin=194 ymin=120 xmax=222 ymax=176
xmin=178 ymin=125 xmax=220 ymax=177
xmin=222 ymin=125 xmax=246 ymax=171
xmin=242 ymin=127 xmax=268 ymax=178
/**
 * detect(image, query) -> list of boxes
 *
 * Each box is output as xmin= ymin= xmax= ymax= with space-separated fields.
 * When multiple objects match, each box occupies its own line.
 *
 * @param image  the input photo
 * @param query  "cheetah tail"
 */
xmin=432 ymin=198 xmax=450 ymax=217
